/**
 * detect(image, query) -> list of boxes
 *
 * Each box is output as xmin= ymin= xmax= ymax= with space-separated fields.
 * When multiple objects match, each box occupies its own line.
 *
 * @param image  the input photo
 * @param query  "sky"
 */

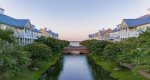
xmin=0 ymin=0 xmax=150 ymax=41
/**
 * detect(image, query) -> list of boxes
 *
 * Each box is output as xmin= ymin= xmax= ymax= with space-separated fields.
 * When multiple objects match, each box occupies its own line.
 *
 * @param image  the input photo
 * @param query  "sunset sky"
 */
xmin=0 ymin=0 xmax=150 ymax=41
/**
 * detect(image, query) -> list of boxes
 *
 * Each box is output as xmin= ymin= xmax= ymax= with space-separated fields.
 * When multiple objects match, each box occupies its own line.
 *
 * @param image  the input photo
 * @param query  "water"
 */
xmin=69 ymin=41 xmax=81 ymax=47
xmin=41 ymin=55 xmax=116 ymax=80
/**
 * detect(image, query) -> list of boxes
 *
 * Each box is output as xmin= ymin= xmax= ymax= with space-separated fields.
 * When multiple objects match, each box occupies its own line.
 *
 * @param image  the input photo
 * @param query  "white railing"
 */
xmin=14 ymin=32 xmax=38 ymax=39
xmin=128 ymin=31 xmax=139 ymax=37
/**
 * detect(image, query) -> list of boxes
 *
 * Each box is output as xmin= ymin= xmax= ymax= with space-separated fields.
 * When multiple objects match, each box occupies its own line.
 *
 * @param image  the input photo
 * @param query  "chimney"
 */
xmin=0 ymin=8 xmax=5 ymax=14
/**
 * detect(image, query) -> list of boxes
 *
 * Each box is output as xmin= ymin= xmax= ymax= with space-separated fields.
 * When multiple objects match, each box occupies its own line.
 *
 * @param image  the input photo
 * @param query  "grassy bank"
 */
xmin=16 ymin=54 xmax=61 ymax=80
xmin=90 ymin=55 xmax=149 ymax=80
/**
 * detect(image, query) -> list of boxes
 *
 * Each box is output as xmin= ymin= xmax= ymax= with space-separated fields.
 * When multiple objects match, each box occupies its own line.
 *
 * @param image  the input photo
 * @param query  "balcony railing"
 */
xmin=128 ymin=31 xmax=139 ymax=37
xmin=14 ymin=32 xmax=38 ymax=39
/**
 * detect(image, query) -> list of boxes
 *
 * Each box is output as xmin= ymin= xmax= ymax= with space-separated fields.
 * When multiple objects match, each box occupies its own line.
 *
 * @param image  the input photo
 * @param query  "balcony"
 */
xmin=128 ymin=31 xmax=139 ymax=37
xmin=14 ymin=32 xmax=38 ymax=39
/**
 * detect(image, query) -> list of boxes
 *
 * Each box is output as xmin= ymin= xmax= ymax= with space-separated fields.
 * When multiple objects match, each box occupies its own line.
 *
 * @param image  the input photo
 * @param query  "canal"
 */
xmin=41 ymin=55 xmax=116 ymax=80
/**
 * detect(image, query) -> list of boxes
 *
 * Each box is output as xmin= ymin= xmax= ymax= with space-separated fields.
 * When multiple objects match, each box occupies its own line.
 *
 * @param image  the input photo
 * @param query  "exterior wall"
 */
xmin=136 ymin=24 xmax=150 ymax=31
xmin=109 ymin=31 xmax=121 ymax=41
xmin=103 ymin=29 xmax=112 ymax=41
xmin=0 ymin=24 xmax=13 ymax=30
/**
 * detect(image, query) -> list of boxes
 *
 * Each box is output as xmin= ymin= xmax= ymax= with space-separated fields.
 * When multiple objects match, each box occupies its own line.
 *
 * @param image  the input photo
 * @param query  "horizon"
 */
xmin=0 ymin=0 xmax=150 ymax=41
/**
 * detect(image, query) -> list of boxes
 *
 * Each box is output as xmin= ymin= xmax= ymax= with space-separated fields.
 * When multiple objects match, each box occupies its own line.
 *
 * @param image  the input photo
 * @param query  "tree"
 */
xmin=102 ymin=43 xmax=121 ymax=60
xmin=0 ymin=29 xmax=16 ymax=43
xmin=24 ymin=42 xmax=51 ymax=67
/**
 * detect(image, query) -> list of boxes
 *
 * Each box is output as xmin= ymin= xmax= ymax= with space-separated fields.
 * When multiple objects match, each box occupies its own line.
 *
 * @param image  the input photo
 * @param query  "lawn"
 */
xmin=90 ymin=55 xmax=149 ymax=80
xmin=16 ymin=54 xmax=60 ymax=80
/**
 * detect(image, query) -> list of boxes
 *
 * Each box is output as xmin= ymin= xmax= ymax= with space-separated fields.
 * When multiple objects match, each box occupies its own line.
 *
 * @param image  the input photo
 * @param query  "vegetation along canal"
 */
xmin=40 ymin=54 xmax=116 ymax=80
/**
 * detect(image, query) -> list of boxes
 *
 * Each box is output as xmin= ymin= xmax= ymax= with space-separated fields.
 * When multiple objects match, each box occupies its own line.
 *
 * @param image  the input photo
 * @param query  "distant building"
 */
xmin=109 ymin=25 xmax=121 ymax=41
xmin=101 ymin=29 xmax=112 ymax=40
xmin=89 ymin=28 xmax=112 ymax=41
xmin=88 ymin=32 xmax=99 ymax=40
xmin=39 ymin=27 xmax=59 ymax=39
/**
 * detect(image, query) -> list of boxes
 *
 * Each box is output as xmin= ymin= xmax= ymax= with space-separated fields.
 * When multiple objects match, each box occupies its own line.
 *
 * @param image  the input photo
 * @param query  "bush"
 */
xmin=80 ymin=39 xmax=97 ymax=46
xmin=87 ymin=40 xmax=109 ymax=56
xmin=102 ymin=43 xmax=121 ymax=60
xmin=24 ymin=42 xmax=51 ymax=67
xmin=0 ymin=29 xmax=16 ymax=43
xmin=35 ymin=36 xmax=69 ymax=53
xmin=0 ymin=45 xmax=30 ymax=80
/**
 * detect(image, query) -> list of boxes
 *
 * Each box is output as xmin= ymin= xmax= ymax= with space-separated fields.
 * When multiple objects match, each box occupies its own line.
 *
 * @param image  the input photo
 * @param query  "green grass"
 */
xmin=16 ymin=54 xmax=60 ymax=80
xmin=90 ymin=55 xmax=149 ymax=80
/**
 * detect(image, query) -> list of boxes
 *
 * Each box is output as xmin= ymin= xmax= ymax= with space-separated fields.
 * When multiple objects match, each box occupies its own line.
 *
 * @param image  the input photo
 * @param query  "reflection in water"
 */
xmin=41 ymin=55 xmax=116 ymax=80
xmin=40 ymin=57 xmax=63 ymax=80
xmin=87 ymin=57 xmax=117 ymax=80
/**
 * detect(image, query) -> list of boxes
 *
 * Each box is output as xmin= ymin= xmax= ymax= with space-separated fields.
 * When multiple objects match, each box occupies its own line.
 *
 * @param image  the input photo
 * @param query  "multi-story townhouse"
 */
xmin=120 ymin=15 xmax=150 ymax=40
xmin=89 ymin=34 xmax=93 ymax=39
xmin=39 ymin=27 xmax=59 ymax=39
xmin=109 ymin=25 xmax=121 ymax=41
xmin=0 ymin=8 xmax=36 ymax=45
xmin=89 ymin=29 xmax=112 ymax=41
xmin=52 ymin=33 xmax=59 ymax=39
xmin=88 ymin=32 xmax=99 ymax=40
xmin=46 ymin=29 xmax=53 ymax=37
xmin=102 ymin=29 xmax=112 ymax=41
xmin=32 ymin=25 xmax=40 ymax=40
xmin=39 ymin=28 xmax=50 ymax=37
xmin=98 ymin=29 xmax=106 ymax=40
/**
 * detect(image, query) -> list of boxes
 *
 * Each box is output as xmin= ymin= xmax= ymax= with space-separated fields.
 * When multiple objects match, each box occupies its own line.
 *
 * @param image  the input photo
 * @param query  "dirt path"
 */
xmin=139 ymin=70 xmax=150 ymax=79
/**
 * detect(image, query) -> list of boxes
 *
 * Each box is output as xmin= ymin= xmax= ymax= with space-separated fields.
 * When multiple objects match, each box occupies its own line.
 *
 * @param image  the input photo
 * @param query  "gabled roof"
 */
xmin=0 ymin=14 xmax=30 ymax=28
xmin=33 ymin=28 xmax=39 ymax=32
xmin=46 ymin=30 xmax=52 ymax=34
xmin=137 ymin=14 xmax=150 ymax=19
xmin=112 ymin=28 xmax=120 ymax=32
xmin=123 ymin=15 xmax=150 ymax=27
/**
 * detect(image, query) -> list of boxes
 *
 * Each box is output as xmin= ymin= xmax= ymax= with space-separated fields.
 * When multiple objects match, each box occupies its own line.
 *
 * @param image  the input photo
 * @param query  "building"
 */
xmin=40 ymin=28 xmax=50 ymax=37
xmin=109 ymin=25 xmax=121 ymax=41
xmin=102 ymin=29 xmax=112 ymax=41
xmin=39 ymin=27 xmax=59 ymax=39
xmin=0 ymin=8 xmax=36 ymax=45
xmin=88 ymin=32 xmax=99 ymax=40
xmin=32 ymin=25 xmax=40 ymax=40
xmin=89 ymin=29 xmax=112 ymax=41
xmin=120 ymin=15 xmax=150 ymax=40
xmin=52 ymin=33 xmax=59 ymax=39
xmin=98 ymin=29 xmax=106 ymax=40
xmin=0 ymin=7 xmax=59 ymax=45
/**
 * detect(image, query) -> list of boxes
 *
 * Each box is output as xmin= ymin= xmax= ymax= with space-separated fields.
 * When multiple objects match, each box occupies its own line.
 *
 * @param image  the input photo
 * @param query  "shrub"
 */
xmin=24 ymin=42 xmax=52 ymax=67
xmin=0 ymin=45 xmax=29 ymax=80
xmin=24 ymin=42 xmax=52 ymax=66
xmin=35 ymin=36 xmax=69 ymax=53
xmin=102 ymin=43 xmax=121 ymax=60
xmin=80 ymin=39 xmax=97 ymax=46
xmin=87 ymin=40 xmax=109 ymax=56
xmin=0 ymin=29 xmax=16 ymax=43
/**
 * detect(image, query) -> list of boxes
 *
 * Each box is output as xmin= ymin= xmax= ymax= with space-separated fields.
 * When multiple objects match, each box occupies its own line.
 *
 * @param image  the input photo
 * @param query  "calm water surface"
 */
xmin=41 ymin=55 xmax=116 ymax=80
